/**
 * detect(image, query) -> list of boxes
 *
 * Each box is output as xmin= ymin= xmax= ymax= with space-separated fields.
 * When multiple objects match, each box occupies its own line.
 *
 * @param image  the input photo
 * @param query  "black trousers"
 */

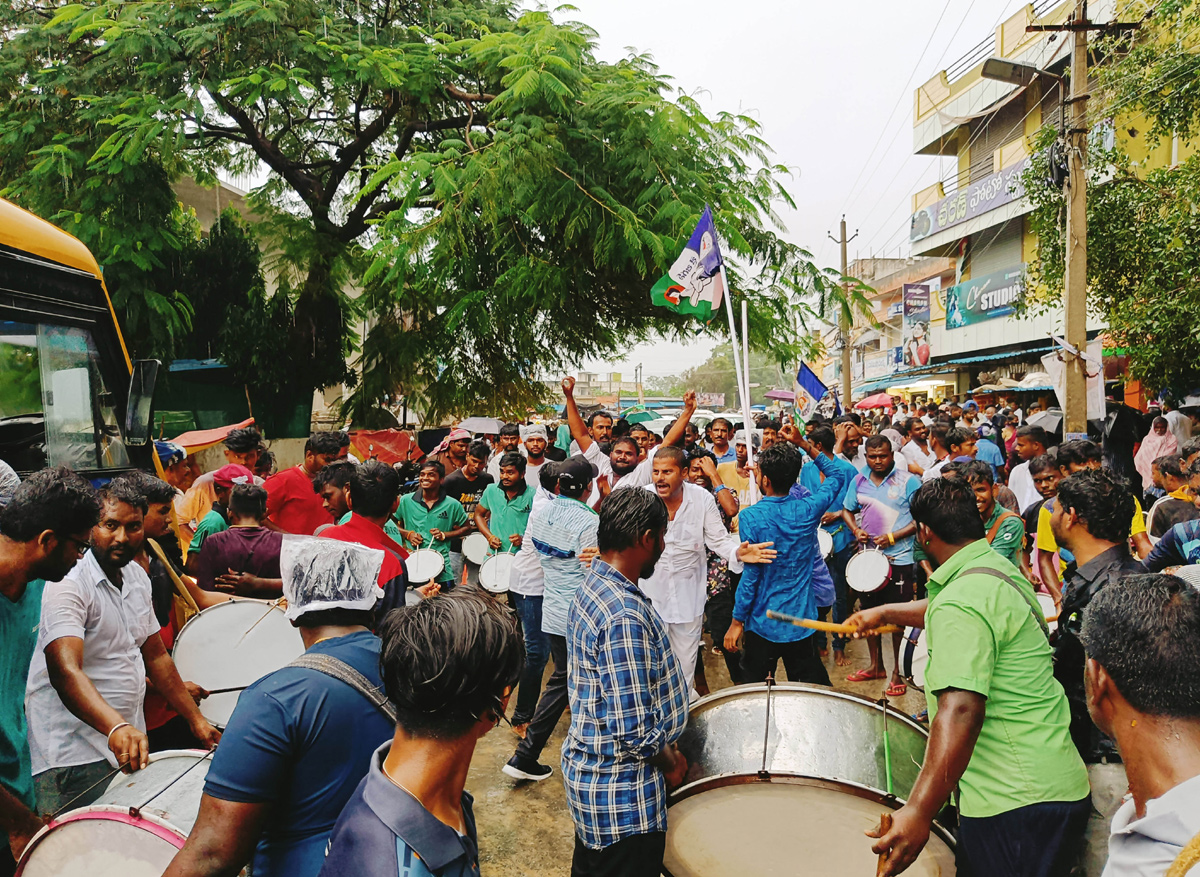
xmin=957 ymin=796 xmax=1091 ymax=877
xmin=571 ymin=832 xmax=666 ymax=877
xmin=704 ymin=581 xmax=743 ymax=683
xmin=740 ymin=630 xmax=830 ymax=686
xmin=514 ymin=633 xmax=568 ymax=762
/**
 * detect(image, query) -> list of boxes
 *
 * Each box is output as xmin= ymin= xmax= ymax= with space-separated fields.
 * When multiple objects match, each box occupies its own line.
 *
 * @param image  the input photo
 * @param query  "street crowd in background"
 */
xmin=0 ymin=384 xmax=1199 ymax=876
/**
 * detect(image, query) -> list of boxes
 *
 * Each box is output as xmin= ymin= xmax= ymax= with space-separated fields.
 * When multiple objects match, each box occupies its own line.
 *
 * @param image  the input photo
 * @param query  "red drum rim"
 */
xmin=16 ymin=805 xmax=187 ymax=874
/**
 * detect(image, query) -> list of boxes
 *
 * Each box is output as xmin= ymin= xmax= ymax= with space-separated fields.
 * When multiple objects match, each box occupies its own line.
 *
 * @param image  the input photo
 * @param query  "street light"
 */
xmin=980 ymin=58 xmax=1065 ymax=138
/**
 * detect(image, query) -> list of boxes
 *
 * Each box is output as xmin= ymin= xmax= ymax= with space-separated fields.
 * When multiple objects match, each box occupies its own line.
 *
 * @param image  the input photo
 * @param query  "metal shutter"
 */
xmin=967 ymin=218 xmax=1023 ymax=278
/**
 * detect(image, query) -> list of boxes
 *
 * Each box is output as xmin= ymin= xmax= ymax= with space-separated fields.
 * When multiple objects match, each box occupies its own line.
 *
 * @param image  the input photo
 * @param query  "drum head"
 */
xmin=665 ymin=780 xmax=955 ymax=876
xmin=846 ymin=549 xmax=891 ymax=593
xmin=100 ymin=751 xmax=211 ymax=832
xmin=17 ymin=808 xmax=184 ymax=877
xmin=462 ymin=532 xmax=490 ymax=566
xmin=1037 ymin=593 xmax=1059 ymax=633
xmin=406 ymin=549 xmax=445 ymax=583
xmin=479 ymin=554 xmax=514 ymax=594
xmin=817 ymin=529 xmax=834 ymax=558
xmin=172 ymin=601 xmax=304 ymax=728
xmin=901 ymin=626 xmax=927 ymax=691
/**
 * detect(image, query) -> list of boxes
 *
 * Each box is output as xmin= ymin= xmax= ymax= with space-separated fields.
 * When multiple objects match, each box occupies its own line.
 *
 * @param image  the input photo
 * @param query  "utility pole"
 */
xmin=828 ymin=217 xmax=858 ymax=405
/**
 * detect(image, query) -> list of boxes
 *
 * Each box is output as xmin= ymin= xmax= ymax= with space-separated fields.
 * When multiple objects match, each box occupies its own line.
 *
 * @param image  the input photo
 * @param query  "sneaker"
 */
xmin=502 ymin=755 xmax=553 ymax=782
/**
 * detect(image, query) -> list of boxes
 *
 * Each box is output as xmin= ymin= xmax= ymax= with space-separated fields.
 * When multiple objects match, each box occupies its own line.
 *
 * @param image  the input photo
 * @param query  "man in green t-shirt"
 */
xmin=0 ymin=467 xmax=101 ymax=868
xmin=475 ymin=452 xmax=535 ymax=552
xmin=961 ymin=460 xmax=1029 ymax=573
xmin=394 ymin=460 xmax=469 ymax=586
xmin=849 ymin=477 xmax=1089 ymax=877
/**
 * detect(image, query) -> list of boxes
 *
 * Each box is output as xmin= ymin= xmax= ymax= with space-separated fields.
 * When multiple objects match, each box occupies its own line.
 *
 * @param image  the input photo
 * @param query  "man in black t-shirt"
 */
xmin=441 ymin=441 xmax=494 ymax=586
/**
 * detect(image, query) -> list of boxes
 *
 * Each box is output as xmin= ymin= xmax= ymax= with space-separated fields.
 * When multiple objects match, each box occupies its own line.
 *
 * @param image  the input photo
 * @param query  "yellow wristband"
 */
xmin=887 ymin=532 xmax=895 ymax=546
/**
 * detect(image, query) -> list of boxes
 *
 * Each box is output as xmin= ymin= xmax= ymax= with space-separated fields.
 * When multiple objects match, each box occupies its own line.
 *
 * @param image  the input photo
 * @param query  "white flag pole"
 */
xmin=718 ymin=263 xmax=759 ymax=506
xmin=740 ymin=298 xmax=760 ymax=504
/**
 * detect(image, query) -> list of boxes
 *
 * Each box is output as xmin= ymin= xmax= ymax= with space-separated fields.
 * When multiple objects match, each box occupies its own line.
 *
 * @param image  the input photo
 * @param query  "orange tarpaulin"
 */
xmin=171 ymin=418 xmax=256 ymax=455
xmin=349 ymin=430 xmax=424 ymax=465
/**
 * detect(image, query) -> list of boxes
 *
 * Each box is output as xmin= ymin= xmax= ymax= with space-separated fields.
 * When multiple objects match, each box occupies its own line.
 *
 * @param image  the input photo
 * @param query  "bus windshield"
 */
xmin=0 ymin=320 xmax=131 ymax=473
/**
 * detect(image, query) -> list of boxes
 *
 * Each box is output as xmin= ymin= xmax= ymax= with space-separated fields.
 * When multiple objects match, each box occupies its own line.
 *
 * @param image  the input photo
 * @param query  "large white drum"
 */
xmin=406 ymin=548 xmax=445 ymax=584
xmin=462 ymin=532 xmax=490 ymax=566
xmin=17 ymin=750 xmax=211 ymax=877
xmin=1037 ymin=592 xmax=1059 ymax=634
xmin=172 ymin=599 xmax=304 ymax=728
xmin=845 ymin=547 xmax=892 ymax=594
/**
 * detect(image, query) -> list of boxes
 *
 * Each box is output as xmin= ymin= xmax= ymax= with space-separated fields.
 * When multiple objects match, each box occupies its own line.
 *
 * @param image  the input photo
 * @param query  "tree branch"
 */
xmin=445 ymin=84 xmax=496 ymax=103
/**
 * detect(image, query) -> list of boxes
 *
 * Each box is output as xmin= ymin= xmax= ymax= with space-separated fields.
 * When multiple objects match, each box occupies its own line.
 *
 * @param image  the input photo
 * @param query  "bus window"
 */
xmin=0 ymin=321 xmax=131 ymax=473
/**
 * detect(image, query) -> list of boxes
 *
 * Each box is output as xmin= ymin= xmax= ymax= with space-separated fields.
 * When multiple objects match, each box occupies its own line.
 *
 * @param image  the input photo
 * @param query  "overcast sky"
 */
xmin=571 ymin=0 xmax=1037 ymax=381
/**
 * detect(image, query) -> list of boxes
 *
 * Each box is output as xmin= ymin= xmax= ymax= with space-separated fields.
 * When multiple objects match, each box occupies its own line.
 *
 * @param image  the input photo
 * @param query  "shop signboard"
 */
xmin=944 ymin=265 xmax=1025 ymax=328
xmin=902 ymin=284 xmax=932 ymax=368
xmin=910 ymin=157 xmax=1029 ymax=242
xmin=864 ymin=352 xmax=891 ymax=380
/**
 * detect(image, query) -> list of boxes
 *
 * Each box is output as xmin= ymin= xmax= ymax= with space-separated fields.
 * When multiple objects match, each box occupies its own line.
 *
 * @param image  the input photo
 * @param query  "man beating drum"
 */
xmin=848 ymin=477 xmax=1089 ymax=877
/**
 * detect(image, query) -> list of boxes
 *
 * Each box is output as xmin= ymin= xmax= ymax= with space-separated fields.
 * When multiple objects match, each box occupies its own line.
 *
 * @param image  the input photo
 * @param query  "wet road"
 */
xmin=467 ymin=631 xmax=926 ymax=876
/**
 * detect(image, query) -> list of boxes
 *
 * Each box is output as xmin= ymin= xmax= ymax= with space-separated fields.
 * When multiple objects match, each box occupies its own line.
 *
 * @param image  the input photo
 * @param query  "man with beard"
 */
xmin=562 ymin=378 xmax=694 ymax=509
xmin=26 ymin=481 xmax=221 ymax=814
xmin=0 ymin=469 xmax=100 ymax=873
xmin=475 ymin=453 xmax=535 ymax=556
xmin=641 ymin=447 xmax=776 ymax=696
xmin=487 ymin=424 xmax=522 ymax=477
xmin=519 ymin=424 xmax=552 ymax=482
xmin=901 ymin=417 xmax=937 ymax=477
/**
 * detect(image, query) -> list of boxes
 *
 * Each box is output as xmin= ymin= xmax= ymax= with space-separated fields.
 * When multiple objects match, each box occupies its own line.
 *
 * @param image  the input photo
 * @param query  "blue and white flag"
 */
xmin=794 ymin=364 xmax=831 ymax=420
xmin=650 ymin=206 xmax=726 ymax=320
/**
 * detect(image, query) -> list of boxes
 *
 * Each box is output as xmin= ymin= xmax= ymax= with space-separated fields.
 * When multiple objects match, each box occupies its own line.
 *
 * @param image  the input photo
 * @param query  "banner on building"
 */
xmin=696 ymin=392 xmax=725 ymax=407
xmin=910 ymin=157 xmax=1029 ymax=243
xmin=945 ymin=266 xmax=1025 ymax=329
xmin=864 ymin=351 xmax=892 ymax=380
xmin=902 ymin=284 xmax=932 ymax=368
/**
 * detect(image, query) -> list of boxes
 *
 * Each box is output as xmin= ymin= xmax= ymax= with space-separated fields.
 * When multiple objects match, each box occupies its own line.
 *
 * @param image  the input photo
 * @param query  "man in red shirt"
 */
xmin=320 ymin=461 xmax=435 ymax=616
xmin=264 ymin=432 xmax=345 ymax=535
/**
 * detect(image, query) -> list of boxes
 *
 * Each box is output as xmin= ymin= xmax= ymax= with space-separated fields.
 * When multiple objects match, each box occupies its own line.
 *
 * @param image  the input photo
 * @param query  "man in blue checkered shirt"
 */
xmin=562 ymin=488 xmax=689 ymax=877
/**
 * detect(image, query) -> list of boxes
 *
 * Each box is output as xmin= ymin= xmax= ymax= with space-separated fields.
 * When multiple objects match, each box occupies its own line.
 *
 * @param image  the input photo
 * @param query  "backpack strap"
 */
xmin=961 ymin=566 xmax=1051 ymax=641
xmin=288 ymin=653 xmax=397 ymax=723
xmin=985 ymin=511 xmax=1022 ymax=544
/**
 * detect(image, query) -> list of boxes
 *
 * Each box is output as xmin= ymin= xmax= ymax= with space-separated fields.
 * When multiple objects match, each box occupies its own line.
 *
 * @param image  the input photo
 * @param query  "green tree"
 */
xmin=665 ymin=346 xmax=787 ymax=408
xmin=1021 ymin=0 xmax=1200 ymax=393
xmin=0 ymin=0 xmax=869 ymax=419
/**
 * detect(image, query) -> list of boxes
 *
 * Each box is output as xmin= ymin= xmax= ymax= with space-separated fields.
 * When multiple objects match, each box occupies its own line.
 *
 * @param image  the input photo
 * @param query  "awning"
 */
xmin=931 ymin=344 xmax=1055 ymax=367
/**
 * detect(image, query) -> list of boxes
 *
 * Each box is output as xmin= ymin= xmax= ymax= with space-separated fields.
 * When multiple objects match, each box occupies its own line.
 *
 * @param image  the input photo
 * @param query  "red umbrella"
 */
xmin=855 ymin=392 xmax=895 ymax=410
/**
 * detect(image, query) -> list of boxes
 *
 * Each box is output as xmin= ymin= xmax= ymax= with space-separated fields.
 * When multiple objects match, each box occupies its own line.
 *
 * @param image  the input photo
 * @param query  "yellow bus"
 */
xmin=0 ymin=197 xmax=158 ymax=479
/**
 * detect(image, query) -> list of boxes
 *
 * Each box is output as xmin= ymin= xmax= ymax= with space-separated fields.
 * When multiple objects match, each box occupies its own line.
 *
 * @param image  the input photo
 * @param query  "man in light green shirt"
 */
xmin=475 ymin=453 xmax=535 ymax=552
xmin=849 ymin=477 xmax=1089 ymax=877
xmin=394 ymin=460 xmax=469 ymax=585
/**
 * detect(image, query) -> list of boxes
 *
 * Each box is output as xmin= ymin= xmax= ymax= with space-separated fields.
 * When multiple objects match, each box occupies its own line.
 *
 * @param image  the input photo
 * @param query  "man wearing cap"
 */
xmin=182 ymin=464 xmax=254 ymax=576
xmin=514 ymin=423 xmax=551 ymax=484
xmin=163 ymin=539 xmax=396 ymax=877
xmin=432 ymin=428 xmax=472 ymax=475
xmin=716 ymin=429 xmax=761 ymax=518
xmin=503 ymin=455 xmax=599 ymax=782
xmin=175 ymin=427 xmax=264 ymax=552
xmin=264 ymin=432 xmax=346 ymax=535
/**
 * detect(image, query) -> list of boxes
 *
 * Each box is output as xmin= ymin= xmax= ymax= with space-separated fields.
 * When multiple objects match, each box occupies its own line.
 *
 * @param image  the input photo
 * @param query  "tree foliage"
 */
xmin=1022 ymin=0 xmax=1200 ymax=393
xmin=0 ymin=0 xmax=870 ymax=420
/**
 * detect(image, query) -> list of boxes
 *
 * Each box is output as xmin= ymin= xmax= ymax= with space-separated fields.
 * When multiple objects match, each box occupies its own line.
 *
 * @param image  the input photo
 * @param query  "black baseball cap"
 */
xmin=551 ymin=455 xmax=599 ymax=492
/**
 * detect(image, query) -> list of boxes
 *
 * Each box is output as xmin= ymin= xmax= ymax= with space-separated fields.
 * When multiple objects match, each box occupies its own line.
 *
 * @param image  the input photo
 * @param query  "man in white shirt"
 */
xmin=902 ymin=418 xmax=938 ymax=476
xmin=921 ymin=424 xmax=953 ymax=483
xmin=562 ymin=378 xmax=694 ymax=508
xmin=26 ymin=482 xmax=221 ymax=814
xmin=638 ymin=447 xmax=775 ymax=696
xmin=1008 ymin=425 xmax=1052 ymax=513
xmin=486 ymin=423 xmax=523 ymax=479
xmin=1082 ymin=572 xmax=1200 ymax=877
xmin=515 ymin=424 xmax=550 ymax=485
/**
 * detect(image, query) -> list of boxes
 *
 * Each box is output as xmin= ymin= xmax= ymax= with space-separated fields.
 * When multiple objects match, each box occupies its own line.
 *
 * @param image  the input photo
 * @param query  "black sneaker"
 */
xmin=502 ymin=754 xmax=553 ymax=781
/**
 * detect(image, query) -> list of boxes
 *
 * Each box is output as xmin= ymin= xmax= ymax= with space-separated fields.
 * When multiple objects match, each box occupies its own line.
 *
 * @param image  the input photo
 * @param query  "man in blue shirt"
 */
xmin=797 ymin=423 xmax=858 ymax=664
xmin=0 ymin=468 xmax=99 ymax=873
xmin=319 ymin=590 xmax=523 ymax=877
xmin=842 ymin=434 xmax=921 ymax=695
xmin=163 ymin=540 xmax=396 ymax=877
xmin=725 ymin=438 xmax=851 ymax=684
xmin=563 ymin=487 xmax=688 ymax=877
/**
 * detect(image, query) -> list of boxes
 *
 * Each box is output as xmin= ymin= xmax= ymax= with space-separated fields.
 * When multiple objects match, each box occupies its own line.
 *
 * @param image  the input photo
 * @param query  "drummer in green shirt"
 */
xmin=848 ymin=477 xmax=1089 ymax=877
xmin=394 ymin=460 xmax=469 ymax=586
xmin=475 ymin=452 xmax=535 ymax=552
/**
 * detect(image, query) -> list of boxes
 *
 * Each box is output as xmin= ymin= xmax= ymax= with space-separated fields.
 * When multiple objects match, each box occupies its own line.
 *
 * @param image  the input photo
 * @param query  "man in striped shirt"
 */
xmin=563 ymin=488 xmax=688 ymax=877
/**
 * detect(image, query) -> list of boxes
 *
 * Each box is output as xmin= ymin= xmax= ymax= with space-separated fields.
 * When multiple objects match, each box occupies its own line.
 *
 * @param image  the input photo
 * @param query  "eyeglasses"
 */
xmin=60 ymin=534 xmax=94 ymax=556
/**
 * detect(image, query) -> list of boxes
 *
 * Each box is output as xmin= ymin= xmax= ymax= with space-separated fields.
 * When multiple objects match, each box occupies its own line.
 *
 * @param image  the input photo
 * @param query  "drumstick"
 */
xmin=876 ymin=813 xmax=894 ymax=877
xmin=204 ymin=685 xmax=249 ymax=696
xmin=765 ymin=610 xmax=902 ymax=636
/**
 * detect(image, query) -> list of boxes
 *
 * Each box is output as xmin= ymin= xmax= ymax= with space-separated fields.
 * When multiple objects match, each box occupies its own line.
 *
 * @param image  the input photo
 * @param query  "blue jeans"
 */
xmin=510 ymin=592 xmax=550 ymax=725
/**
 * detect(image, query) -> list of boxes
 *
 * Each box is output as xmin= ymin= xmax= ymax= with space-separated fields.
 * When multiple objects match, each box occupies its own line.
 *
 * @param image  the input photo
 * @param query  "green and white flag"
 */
xmin=650 ymin=206 xmax=726 ymax=320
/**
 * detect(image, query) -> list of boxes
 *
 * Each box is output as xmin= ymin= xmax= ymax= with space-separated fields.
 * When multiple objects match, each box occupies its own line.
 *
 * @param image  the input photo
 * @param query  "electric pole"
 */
xmin=828 ymin=217 xmax=858 ymax=405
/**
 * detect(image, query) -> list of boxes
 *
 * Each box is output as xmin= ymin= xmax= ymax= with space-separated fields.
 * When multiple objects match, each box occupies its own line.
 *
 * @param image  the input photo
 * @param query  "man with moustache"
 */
xmin=26 ymin=481 xmax=220 ymax=814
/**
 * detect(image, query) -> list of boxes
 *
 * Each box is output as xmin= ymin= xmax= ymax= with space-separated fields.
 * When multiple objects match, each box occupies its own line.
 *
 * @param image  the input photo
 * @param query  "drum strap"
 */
xmin=961 ymin=566 xmax=1051 ymax=641
xmin=985 ymin=511 xmax=1022 ymax=544
xmin=288 ymin=654 xmax=398 ymax=723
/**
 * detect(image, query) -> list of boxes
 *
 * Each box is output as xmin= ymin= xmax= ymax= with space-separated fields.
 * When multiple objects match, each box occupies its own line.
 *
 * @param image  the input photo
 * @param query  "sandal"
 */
xmin=845 ymin=668 xmax=887 ymax=683
xmin=885 ymin=681 xmax=908 ymax=698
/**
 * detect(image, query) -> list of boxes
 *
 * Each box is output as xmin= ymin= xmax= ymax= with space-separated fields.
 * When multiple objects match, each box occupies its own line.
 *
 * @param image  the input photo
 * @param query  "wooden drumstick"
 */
xmin=876 ymin=813 xmax=894 ymax=876
xmin=765 ymin=610 xmax=902 ymax=636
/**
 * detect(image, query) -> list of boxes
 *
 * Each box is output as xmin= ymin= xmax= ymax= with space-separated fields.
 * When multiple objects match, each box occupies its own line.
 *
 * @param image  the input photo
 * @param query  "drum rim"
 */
xmin=478 ymin=553 xmax=513 ymax=593
xmin=16 ymin=804 xmax=188 ymax=873
xmin=406 ymin=548 xmax=446 ymax=578
xmin=846 ymin=547 xmax=891 ymax=592
xmin=461 ymin=532 xmax=490 ymax=564
xmin=900 ymin=625 xmax=927 ymax=691
xmin=662 ymin=773 xmax=956 ymax=877
xmin=686 ymin=682 xmax=929 ymax=738
xmin=172 ymin=598 xmax=284 ymax=650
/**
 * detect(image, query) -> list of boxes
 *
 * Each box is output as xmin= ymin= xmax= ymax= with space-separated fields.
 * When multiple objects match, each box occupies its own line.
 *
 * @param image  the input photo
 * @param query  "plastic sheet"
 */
xmin=279 ymin=535 xmax=383 ymax=620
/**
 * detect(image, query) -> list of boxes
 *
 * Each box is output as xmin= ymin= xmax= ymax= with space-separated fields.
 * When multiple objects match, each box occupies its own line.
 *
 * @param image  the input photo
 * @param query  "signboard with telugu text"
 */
xmin=910 ymin=157 xmax=1029 ymax=243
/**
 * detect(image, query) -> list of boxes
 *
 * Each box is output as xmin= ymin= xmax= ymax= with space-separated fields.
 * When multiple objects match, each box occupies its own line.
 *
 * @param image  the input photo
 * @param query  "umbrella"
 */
xmin=458 ymin=416 xmax=505 ymax=434
xmin=763 ymin=388 xmax=795 ymax=401
xmin=620 ymin=406 xmax=658 ymax=424
xmin=1027 ymin=408 xmax=1064 ymax=434
xmin=855 ymin=392 xmax=895 ymax=410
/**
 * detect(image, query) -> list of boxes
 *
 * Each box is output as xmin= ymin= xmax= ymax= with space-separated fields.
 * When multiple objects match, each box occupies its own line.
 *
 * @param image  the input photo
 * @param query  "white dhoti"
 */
xmin=664 ymin=615 xmax=705 ymax=700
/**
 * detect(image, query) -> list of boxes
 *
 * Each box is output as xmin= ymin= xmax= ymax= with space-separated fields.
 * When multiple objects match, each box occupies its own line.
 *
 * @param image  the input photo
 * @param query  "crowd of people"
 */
xmin=0 ymin=385 xmax=1197 ymax=877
